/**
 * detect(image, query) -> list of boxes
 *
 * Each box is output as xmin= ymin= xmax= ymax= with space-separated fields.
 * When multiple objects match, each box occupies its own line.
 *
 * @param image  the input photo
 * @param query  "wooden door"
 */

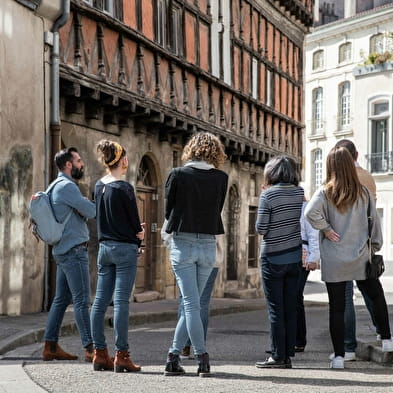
xmin=135 ymin=189 xmax=154 ymax=292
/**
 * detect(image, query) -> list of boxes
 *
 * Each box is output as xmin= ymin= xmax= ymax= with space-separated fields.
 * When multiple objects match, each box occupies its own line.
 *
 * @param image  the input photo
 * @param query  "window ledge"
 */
xmin=333 ymin=128 xmax=353 ymax=137
xmin=308 ymin=132 xmax=326 ymax=141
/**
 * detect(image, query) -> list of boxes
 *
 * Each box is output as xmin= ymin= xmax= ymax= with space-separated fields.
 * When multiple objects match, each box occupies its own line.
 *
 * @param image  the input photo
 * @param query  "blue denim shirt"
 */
xmin=51 ymin=172 xmax=96 ymax=256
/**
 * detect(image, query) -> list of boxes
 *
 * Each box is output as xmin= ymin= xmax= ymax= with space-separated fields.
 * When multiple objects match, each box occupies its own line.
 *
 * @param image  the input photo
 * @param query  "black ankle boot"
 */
xmin=164 ymin=353 xmax=185 ymax=376
xmin=197 ymin=352 xmax=211 ymax=377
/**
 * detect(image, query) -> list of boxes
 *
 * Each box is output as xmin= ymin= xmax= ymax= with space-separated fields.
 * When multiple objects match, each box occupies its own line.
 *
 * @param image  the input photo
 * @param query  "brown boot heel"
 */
xmin=93 ymin=348 xmax=114 ymax=371
xmin=114 ymin=350 xmax=141 ymax=373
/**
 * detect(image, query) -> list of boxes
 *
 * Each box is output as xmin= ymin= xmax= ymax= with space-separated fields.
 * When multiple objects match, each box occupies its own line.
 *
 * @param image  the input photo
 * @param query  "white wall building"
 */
xmin=304 ymin=3 xmax=393 ymax=259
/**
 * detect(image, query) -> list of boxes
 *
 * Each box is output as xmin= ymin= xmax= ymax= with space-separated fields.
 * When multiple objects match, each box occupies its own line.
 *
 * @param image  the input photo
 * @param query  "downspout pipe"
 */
xmin=50 ymin=0 xmax=70 ymax=177
xmin=44 ymin=0 xmax=70 ymax=311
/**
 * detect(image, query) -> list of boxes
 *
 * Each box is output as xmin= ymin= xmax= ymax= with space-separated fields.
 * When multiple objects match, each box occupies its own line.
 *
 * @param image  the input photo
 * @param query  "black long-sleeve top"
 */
xmin=95 ymin=180 xmax=142 ymax=245
xmin=165 ymin=166 xmax=228 ymax=235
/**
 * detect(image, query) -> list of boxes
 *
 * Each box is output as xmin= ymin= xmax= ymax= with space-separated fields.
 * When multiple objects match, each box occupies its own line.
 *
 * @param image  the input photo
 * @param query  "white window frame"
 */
xmin=338 ymin=42 xmax=351 ymax=64
xmin=312 ymin=50 xmax=324 ymax=71
xmin=312 ymin=87 xmax=324 ymax=133
xmin=339 ymin=81 xmax=351 ymax=129
xmin=103 ymin=0 xmax=114 ymax=15
xmin=370 ymin=33 xmax=384 ymax=54
xmin=313 ymin=149 xmax=323 ymax=193
xmin=368 ymin=96 xmax=391 ymax=173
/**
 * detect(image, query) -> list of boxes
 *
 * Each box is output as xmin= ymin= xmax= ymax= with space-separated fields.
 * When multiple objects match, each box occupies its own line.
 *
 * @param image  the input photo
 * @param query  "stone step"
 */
xmin=134 ymin=291 xmax=161 ymax=303
xmin=224 ymin=288 xmax=259 ymax=299
xmin=224 ymin=280 xmax=240 ymax=292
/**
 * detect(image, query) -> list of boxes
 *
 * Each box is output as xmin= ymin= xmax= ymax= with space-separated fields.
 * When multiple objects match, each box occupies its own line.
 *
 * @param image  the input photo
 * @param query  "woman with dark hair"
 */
xmin=255 ymin=155 xmax=304 ymax=369
xmin=305 ymin=146 xmax=392 ymax=369
xmin=91 ymin=140 xmax=144 ymax=373
xmin=163 ymin=132 xmax=228 ymax=377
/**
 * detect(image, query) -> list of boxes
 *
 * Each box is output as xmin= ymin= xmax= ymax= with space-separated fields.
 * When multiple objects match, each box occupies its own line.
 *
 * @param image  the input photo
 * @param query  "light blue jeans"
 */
xmin=45 ymin=244 xmax=92 ymax=347
xmin=179 ymin=267 xmax=219 ymax=346
xmin=91 ymin=241 xmax=138 ymax=351
xmin=169 ymin=232 xmax=216 ymax=356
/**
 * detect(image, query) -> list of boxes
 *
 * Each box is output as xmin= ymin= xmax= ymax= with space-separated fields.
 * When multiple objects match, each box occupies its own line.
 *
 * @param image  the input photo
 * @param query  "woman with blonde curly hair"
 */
xmin=163 ymin=132 xmax=228 ymax=377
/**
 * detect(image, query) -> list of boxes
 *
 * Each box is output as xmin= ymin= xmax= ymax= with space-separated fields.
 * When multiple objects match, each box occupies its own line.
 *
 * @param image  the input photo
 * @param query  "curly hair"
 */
xmin=181 ymin=132 xmax=227 ymax=168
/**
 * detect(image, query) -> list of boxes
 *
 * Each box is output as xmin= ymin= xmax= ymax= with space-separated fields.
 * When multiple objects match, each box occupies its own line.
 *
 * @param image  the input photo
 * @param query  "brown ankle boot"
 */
xmin=93 ymin=348 xmax=114 ymax=371
xmin=84 ymin=343 xmax=94 ymax=363
xmin=114 ymin=350 xmax=141 ymax=373
xmin=42 ymin=341 xmax=78 ymax=361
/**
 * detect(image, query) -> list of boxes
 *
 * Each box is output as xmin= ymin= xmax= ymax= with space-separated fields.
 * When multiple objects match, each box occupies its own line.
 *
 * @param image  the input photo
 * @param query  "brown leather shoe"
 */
xmin=93 ymin=348 xmax=114 ymax=371
xmin=42 ymin=341 xmax=78 ymax=361
xmin=84 ymin=343 xmax=94 ymax=363
xmin=114 ymin=350 xmax=141 ymax=373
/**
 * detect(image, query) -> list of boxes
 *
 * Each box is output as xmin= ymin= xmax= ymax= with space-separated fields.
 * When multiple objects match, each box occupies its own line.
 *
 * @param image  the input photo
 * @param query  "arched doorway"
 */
xmin=135 ymin=155 xmax=158 ymax=293
xmin=226 ymin=185 xmax=240 ymax=280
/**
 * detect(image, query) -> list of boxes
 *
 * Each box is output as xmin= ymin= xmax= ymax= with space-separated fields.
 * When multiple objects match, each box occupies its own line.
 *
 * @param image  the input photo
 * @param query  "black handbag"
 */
xmin=366 ymin=196 xmax=384 ymax=279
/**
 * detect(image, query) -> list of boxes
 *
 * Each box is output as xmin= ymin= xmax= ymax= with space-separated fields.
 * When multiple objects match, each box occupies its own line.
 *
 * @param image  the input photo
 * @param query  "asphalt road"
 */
xmin=6 ymin=306 xmax=393 ymax=393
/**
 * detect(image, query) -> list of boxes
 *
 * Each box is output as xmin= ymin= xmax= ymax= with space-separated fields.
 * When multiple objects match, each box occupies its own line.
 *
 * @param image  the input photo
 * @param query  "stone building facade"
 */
xmin=0 ymin=0 xmax=312 ymax=315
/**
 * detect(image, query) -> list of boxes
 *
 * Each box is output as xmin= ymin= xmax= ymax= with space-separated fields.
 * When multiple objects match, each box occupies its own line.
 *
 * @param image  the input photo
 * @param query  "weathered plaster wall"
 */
xmin=0 ymin=1 xmax=48 ymax=314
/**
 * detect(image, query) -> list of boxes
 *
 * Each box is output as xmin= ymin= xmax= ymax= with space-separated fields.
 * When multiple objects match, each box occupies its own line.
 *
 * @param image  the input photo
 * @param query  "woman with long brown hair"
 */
xmin=305 ymin=146 xmax=392 ymax=369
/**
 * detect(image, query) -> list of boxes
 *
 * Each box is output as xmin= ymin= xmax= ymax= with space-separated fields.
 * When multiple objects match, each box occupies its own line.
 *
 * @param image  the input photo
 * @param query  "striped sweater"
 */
xmin=255 ymin=184 xmax=304 ymax=255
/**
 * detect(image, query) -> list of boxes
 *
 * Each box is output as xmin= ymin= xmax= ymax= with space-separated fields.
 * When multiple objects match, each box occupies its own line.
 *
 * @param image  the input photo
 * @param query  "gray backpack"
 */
xmin=29 ymin=178 xmax=72 ymax=245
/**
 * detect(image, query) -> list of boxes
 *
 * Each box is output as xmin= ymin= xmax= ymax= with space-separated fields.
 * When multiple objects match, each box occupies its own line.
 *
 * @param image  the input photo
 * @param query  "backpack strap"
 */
xmin=45 ymin=177 xmax=67 ymax=194
xmin=47 ymin=177 xmax=74 ymax=225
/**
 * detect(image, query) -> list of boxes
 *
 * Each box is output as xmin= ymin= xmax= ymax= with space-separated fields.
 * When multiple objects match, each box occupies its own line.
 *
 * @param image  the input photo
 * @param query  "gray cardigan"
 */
xmin=305 ymin=187 xmax=382 ymax=282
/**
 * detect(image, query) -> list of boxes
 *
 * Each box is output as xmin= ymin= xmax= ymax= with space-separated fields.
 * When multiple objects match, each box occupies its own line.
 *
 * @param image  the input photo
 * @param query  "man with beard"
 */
xmin=42 ymin=147 xmax=96 ymax=362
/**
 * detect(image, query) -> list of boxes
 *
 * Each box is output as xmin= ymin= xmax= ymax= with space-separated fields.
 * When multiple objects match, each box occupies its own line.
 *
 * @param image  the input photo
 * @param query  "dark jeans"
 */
xmin=261 ymin=257 xmax=301 ymax=361
xmin=344 ymin=281 xmax=357 ymax=352
xmin=296 ymin=267 xmax=309 ymax=348
xmin=326 ymin=278 xmax=391 ymax=357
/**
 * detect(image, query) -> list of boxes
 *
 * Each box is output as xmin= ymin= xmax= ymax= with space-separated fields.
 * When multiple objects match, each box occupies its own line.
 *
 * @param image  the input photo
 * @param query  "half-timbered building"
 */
xmin=0 ymin=0 xmax=313 ymax=314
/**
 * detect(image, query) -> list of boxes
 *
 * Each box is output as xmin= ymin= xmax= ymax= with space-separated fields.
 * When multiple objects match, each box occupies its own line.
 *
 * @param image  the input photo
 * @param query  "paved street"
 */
xmin=4 ymin=304 xmax=393 ymax=393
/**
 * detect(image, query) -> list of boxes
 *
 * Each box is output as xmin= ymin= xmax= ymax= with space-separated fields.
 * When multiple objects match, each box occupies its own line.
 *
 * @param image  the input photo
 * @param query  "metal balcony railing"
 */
xmin=366 ymin=152 xmax=393 ymax=173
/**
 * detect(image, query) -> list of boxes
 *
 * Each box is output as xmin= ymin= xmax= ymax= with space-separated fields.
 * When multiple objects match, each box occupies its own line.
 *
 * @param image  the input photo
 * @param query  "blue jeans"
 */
xmin=296 ymin=267 xmax=309 ymax=348
xmin=169 ymin=233 xmax=216 ymax=356
xmin=261 ymin=257 xmax=301 ymax=361
xmin=45 ymin=244 xmax=92 ymax=347
xmin=91 ymin=241 xmax=138 ymax=351
xmin=179 ymin=267 xmax=219 ymax=346
xmin=344 ymin=281 xmax=357 ymax=352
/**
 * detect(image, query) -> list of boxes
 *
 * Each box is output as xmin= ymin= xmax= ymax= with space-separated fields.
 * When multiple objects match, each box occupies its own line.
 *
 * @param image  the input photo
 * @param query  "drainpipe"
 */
xmin=42 ymin=0 xmax=70 ymax=311
xmin=50 ymin=0 xmax=70 ymax=178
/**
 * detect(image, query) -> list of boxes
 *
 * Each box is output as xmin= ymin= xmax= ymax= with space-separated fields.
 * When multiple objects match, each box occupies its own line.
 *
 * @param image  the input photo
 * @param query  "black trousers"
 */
xmin=326 ymin=278 xmax=391 ymax=357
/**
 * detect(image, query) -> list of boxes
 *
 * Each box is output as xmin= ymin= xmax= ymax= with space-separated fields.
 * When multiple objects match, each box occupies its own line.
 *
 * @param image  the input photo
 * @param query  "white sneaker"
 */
xmin=382 ymin=338 xmax=393 ymax=352
xmin=330 ymin=356 xmax=344 ymax=369
xmin=328 ymin=352 xmax=356 ymax=361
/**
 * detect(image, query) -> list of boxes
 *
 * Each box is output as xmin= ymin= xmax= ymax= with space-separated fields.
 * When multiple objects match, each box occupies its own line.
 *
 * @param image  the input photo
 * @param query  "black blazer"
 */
xmin=165 ymin=166 xmax=228 ymax=235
